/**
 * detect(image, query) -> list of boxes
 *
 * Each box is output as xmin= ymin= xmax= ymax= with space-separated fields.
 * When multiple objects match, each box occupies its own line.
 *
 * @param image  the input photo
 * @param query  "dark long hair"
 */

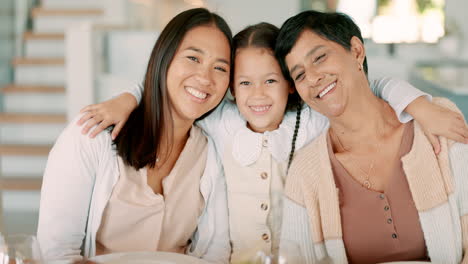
xmin=275 ymin=10 xmax=368 ymax=81
xmin=114 ymin=8 xmax=232 ymax=169
xmin=232 ymin=22 xmax=302 ymax=170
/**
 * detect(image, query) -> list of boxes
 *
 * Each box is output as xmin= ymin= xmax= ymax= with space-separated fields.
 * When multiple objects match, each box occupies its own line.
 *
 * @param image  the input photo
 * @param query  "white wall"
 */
xmin=365 ymin=0 xmax=468 ymax=81
xmin=207 ymin=0 xmax=300 ymax=34
xmin=445 ymin=0 xmax=468 ymax=58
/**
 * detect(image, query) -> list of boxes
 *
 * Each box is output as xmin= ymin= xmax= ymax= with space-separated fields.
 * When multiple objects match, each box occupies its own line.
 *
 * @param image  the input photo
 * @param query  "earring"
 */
xmin=358 ymin=63 xmax=362 ymax=71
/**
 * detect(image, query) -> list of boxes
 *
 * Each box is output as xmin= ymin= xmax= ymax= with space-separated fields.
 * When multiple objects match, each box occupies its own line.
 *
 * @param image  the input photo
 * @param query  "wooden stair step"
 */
xmin=1 ymin=84 xmax=65 ymax=94
xmin=32 ymin=7 xmax=103 ymax=17
xmin=0 ymin=113 xmax=66 ymax=123
xmin=0 ymin=144 xmax=52 ymax=156
xmin=12 ymin=57 xmax=64 ymax=66
xmin=23 ymin=31 xmax=64 ymax=40
xmin=0 ymin=177 xmax=42 ymax=191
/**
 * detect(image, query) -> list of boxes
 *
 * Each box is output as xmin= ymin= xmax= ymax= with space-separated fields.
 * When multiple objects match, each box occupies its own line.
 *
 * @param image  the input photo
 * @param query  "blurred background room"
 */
xmin=0 ymin=0 xmax=466 ymax=236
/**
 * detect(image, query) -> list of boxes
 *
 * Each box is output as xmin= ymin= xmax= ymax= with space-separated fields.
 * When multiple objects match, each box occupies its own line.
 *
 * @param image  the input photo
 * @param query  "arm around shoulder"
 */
xmin=370 ymin=77 xmax=432 ymax=123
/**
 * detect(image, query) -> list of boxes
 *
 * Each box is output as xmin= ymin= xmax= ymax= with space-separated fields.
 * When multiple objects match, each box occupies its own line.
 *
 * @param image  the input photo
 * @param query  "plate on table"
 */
xmin=89 ymin=251 xmax=211 ymax=264
xmin=379 ymin=261 xmax=430 ymax=264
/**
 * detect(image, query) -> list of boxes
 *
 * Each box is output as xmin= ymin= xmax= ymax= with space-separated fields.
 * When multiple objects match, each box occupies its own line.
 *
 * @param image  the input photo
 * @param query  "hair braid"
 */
xmin=287 ymin=103 xmax=302 ymax=171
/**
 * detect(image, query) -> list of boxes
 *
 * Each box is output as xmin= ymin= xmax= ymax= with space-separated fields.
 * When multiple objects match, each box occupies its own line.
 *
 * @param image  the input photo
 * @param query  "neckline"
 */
xmin=326 ymin=122 xmax=413 ymax=194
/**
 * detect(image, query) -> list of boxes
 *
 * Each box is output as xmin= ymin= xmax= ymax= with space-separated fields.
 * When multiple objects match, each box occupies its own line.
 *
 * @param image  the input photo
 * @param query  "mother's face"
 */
xmin=166 ymin=25 xmax=231 ymax=123
xmin=285 ymin=29 xmax=366 ymax=118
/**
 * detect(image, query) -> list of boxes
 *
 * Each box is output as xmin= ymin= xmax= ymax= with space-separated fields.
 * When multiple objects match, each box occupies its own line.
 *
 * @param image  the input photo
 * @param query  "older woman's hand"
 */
xmin=77 ymin=92 xmax=137 ymax=140
xmin=406 ymin=96 xmax=468 ymax=154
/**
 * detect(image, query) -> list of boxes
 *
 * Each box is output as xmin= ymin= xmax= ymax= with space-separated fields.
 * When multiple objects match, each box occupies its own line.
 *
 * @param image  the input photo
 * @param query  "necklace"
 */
xmin=331 ymin=128 xmax=383 ymax=189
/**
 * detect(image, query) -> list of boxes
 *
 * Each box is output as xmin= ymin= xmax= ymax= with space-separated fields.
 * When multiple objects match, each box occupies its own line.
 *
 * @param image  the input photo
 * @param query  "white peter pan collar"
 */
xmin=231 ymin=108 xmax=308 ymax=167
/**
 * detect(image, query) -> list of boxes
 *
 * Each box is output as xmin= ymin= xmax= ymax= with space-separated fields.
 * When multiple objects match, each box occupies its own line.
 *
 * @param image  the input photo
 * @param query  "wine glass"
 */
xmin=248 ymin=240 xmax=302 ymax=264
xmin=277 ymin=239 xmax=302 ymax=264
xmin=0 ymin=234 xmax=43 ymax=264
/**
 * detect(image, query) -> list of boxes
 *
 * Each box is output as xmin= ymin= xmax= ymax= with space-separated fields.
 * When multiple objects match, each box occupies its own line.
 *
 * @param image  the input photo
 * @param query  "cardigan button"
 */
xmin=392 ymin=233 xmax=398 ymax=239
xmin=379 ymin=194 xmax=385 ymax=200
xmin=387 ymin=218 xmax=393 ymax=224
xmin=262 ymin=233 xmax=269 ymax=241
xmin=384 ymin=205 xmax=390 ymax=211
xmin=262 ymin=138 xmax=268 ymax=147
xmin=261 ymin=203 xmax=269 ymax=211
xmin=260 ymin=172 xmax=268 ymax=180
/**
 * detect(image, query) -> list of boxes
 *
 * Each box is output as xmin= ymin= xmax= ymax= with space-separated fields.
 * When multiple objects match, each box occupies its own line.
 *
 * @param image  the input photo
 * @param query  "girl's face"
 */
xmin=166 ymin=25 xmax=231 ymax=124
xmin=233 ymin=47 xmax=293 ymax=133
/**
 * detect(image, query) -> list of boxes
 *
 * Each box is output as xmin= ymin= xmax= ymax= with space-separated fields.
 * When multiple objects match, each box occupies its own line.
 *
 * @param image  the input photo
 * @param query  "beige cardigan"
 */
xmin=281 ymin=98 xmax=468 ymax=264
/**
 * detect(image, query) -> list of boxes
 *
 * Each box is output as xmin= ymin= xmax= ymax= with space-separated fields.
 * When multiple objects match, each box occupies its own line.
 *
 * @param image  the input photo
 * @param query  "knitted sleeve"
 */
xmin=284 ymin=151 xmax=306 ymax=205
xmin=280 ymin=197 xmax=317 ymax=264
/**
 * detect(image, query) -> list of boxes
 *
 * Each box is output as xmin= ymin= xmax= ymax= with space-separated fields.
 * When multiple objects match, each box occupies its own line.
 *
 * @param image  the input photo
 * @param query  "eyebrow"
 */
xmin=236 ymin=72 xmax=280 ymax=80
xmin=185 ymin=46 xmax=230 ymax=65
xmin=289 ymin=45 xmax=325 ymax=76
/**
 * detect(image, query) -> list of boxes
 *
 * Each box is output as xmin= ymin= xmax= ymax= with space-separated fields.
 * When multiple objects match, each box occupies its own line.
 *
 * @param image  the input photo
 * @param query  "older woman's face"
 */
xmin=166 ymin=25 xmax=231 ymax=123
xmin=285 ymin=30 xmax=365 ymax=118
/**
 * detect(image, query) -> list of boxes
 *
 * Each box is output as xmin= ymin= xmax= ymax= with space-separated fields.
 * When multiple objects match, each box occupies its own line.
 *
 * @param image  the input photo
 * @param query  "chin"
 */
xmin=180 ymin=108 xmax=209 ymax=121
xmin=322 ymin=104 xmax=345 ymax=118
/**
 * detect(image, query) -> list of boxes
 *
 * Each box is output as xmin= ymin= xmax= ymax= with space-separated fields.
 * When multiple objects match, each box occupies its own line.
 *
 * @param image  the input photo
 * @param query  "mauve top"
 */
xmin=328 ymin=122 xmax=429 ymax=264
xmin=95 ymin=126 xmax=207 ymax=255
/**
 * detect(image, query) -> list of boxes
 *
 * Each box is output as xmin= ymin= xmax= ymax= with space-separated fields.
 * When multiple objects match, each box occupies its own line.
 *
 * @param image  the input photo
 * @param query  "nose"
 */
xmin=305 ymin=66 xmax=324 ymax=88
xmin=195 ymin=66 xmax=212 ymax=87
xmin=252 ymin=83 xmax=267 ymax=98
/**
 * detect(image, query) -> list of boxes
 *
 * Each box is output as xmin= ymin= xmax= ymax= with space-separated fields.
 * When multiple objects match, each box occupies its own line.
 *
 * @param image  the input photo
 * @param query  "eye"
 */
xmin=239 ymin=81 xmax=251 ymax=86
xmin=187 ymin=56 xmax=199 ymax=62
xmin=314 ymin=53 xmax=326 ymax=63
xmin=214 ymin=66 xmax=227 ymax=73
xmin=265 ymin=79 xmax=277 ymax=84
xmin=294 ymin=72 xmax=305 ymax=82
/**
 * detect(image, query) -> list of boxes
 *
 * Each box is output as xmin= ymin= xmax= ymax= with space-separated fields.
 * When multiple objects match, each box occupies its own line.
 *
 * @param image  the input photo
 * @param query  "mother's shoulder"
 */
xmin=57 ymin=114 xmax=114 ymax=151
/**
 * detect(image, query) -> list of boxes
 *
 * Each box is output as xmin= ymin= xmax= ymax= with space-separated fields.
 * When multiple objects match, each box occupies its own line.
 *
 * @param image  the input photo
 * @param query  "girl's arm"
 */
xmin=78 ymin=83 xmax=143 ymax=139
xmin=37 ymin=115 xmax=106 ymax=263
xmin=77 ymin=83 xmax=241 ymax=153
xmin=371 ymin=77 xmax=468 ymax=153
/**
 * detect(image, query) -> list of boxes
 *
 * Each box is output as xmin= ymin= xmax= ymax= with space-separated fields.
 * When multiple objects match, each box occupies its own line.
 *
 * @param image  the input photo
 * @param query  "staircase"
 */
xmin=1 ymin=1 xmax=103 ymax=235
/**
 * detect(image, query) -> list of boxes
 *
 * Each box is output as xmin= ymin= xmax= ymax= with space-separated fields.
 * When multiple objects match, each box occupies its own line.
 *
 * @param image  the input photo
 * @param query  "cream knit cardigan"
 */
xmin=281 ymin=98 xmax=468 ymax=264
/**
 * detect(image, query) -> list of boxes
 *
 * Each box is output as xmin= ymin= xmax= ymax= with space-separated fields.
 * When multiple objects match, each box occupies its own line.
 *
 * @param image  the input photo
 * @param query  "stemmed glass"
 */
xmin=0 ymin=234 xmax=43 ymax=264
xmin=249 ymin=240 xmax=302 ymax=264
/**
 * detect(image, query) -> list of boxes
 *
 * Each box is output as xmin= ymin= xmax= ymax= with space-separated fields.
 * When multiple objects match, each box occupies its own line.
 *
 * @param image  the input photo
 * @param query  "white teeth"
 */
xmin=185 ymin=87 xmax=207 ymax=99
xmin=318 ymin=82 xmax=336 ymax=98
xmin=250 ymin=105 xmax=271 ymax=112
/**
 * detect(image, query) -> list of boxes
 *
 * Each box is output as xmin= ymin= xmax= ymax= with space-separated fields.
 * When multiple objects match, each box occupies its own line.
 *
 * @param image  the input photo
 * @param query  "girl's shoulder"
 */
xmin=197 ymin=99 xmax=246 ymax=138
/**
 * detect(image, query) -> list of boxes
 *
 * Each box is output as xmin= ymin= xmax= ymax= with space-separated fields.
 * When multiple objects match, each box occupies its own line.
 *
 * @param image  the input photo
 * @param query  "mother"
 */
xmin=38 ymin=8 xmax=232 ymax=263
xmin=276 ymin=10 xmax=468 ymax=264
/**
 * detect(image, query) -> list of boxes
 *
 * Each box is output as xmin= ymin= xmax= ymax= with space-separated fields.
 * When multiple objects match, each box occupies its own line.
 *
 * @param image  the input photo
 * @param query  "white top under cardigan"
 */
xmin=125 ymin=77 xmax=431 ymax=262
xmin=37 ymin=116 xmax=230 ymax=264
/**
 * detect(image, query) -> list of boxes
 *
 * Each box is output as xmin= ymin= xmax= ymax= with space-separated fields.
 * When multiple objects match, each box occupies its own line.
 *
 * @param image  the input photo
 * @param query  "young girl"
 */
xmin=78 ymin=23 xmax=467 ymax=263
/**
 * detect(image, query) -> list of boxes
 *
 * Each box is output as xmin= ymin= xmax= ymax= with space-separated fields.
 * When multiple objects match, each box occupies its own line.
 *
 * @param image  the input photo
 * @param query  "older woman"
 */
xmin=38 ymin=8 xmax=232 ymax=264
xmin=276 ymin=10 xmax=468 ymax=264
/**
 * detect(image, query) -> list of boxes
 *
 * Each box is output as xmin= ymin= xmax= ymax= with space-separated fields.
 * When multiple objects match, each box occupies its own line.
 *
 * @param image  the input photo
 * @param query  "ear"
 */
xmin=350 ymin=36 xmax=366 ymax=66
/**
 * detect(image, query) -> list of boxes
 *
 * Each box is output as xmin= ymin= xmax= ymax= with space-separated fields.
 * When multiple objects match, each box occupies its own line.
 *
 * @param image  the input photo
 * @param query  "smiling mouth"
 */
xmin=317 ymin=81 xmax=337 ymax=99
xmin=249 ymin=105 xmax=271 ymax=113
xmin=185 ymin=87 xmax=208 ymax=100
